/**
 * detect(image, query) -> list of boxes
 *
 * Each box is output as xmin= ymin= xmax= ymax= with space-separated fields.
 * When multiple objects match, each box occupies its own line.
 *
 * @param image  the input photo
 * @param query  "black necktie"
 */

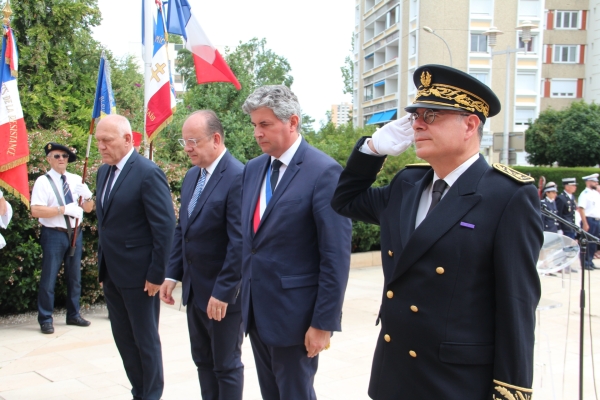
xmin=427 ymin=179 xmax=447 ymax=215
xmin=270 ymin=159 xmax=283 ymax=194
xmin=103 ymin=165 xmax=117 ymax=208
xmin=61 ymin=175 xmax=74 ymax=205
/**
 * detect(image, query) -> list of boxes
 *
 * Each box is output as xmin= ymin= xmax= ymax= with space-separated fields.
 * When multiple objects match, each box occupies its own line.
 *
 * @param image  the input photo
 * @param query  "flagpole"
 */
xmin=143 ymin=0 xmax=154 ymax=160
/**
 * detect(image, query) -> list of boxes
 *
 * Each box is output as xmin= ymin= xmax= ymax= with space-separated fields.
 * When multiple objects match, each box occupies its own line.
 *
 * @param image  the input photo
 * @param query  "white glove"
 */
xmin=72 ymin=182 xmax=93 ymax=199
xmin=371 ymin=113 xmax=415 ymax=156
xmin=63 ymin=203 xmax=84 ymax=220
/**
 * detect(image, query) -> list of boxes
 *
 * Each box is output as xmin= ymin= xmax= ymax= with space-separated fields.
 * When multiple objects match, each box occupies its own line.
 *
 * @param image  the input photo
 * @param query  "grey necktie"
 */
xmin=427 ymin=179 xmax=447 ymax=215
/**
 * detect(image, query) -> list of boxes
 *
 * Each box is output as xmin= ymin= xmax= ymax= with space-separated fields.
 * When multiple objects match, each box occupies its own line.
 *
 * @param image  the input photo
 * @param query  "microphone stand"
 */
xmin=541 ymin=205 xmax=599 ymax=400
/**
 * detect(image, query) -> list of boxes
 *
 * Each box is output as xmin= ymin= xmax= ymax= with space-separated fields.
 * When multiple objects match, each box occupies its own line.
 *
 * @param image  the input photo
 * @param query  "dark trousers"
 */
xmin=564 ymin=230 xmax=576 ymax=240
xmin=584 ymin=218 xmax=600 ymax=267
xmin=103 ymin=271 xmax=163 ymax=400
xmin=187 ymin=290 xmax=244 ymax=400
xmin=38 ymin=226 xmax=83 ymax=324
xmin=249 ymin=325 xmax=318 ymax=400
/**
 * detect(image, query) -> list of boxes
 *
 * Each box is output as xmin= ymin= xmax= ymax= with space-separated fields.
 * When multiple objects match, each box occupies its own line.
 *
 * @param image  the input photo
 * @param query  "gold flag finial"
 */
xmin=3 ymin=1 xmax=12 ymax=30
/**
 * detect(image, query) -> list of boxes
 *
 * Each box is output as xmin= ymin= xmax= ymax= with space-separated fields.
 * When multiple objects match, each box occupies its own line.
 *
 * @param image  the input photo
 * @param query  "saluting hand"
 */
xmin=207 ymin=296 xmax=228 ymax=321
xmin=369 ymin=113 xmax=415 ymax=156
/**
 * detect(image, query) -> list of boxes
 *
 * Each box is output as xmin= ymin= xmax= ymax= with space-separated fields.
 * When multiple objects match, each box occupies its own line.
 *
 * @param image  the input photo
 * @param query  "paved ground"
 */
xmin=0 ymin=262 xmax=599 ymax=399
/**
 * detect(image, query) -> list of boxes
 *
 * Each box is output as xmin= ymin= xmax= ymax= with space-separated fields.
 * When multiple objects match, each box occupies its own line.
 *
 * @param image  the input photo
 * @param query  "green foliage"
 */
xmin=341 ymin=36 xmax=354 ymax=95
xmin=525 ymin=101 xmax=600 ymax=166
xmin=512 ymin=166 xmax=600 ymax=198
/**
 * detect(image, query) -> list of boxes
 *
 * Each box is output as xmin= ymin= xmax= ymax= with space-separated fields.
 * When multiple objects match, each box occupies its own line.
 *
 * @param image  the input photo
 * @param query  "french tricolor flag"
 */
xmin=165 ymin=0 xmax=241 ymax=90
xmin=0 ymin=26 xmax=30 ymax=207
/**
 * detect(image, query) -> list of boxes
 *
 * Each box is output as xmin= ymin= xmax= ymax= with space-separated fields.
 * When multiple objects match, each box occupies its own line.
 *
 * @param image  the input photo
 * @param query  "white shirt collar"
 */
xmin=115 ymin=148 xmax=135 ymax=171
xmin=48 ymin=168 xmax=66 ymax=180
xmin=271 ymin=134 xmax=302 ymax=166
xmin=432 ymin=152 xmax=480 ymax=188
xmin=205 ymin=148 xmax=227 ymax=176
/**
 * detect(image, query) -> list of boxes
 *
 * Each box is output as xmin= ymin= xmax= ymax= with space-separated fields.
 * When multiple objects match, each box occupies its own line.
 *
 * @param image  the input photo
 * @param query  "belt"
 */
xmin=43 ymin=226 xmax=69 ymax=233
xmin=588 ymin=217 xmax=600 ymax=221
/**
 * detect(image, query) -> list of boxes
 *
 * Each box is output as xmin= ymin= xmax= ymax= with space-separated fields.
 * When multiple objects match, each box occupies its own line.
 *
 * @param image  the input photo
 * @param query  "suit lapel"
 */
xmin=96 ymin=165 xmax=109 ymax=220
xmin=103 ymin=151 xmax=137 ymax=216
xmin=186 ymin=153 xmax=229 ymax=232
xmin=180 ymin=166 xmax=200 ymax=232
xmin=391 ymin=156 xmax=489 ymax=283
xmin=257 ymin=139 xmax=307 ymax=232
xmin=248 ymin=155 xmax=271 ymax=237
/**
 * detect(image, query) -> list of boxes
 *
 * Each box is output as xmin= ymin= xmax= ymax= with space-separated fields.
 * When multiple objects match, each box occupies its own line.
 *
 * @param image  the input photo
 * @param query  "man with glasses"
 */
xmin=160 ymin=110 xmax=244 ymax=399
xmin=332 ymin=65 xmax=543 ymax=399
xmin=30 ymin=142 xmax=94 ymax=334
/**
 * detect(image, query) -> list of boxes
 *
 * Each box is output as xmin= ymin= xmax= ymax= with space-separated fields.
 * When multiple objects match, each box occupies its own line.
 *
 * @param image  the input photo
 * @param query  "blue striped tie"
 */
xmin=61 ymin=175 xmax=74 ymax=205
xmin=188 ymin=168 xmax=207 ymax=217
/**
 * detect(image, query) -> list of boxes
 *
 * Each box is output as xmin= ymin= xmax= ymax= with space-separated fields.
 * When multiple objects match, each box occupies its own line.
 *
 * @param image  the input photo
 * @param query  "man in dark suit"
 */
xmin=95 ymin=114 xmax=175 ymax=400
xmin=240 ymin=85 xmax=352 ymax=400
xmin=160 ymin=110 xmax=244 ymax=400
xmin=556 ymin=177 xmax=578 ymax=239
xmin=332 ymin=65 xmax=543 ymax=399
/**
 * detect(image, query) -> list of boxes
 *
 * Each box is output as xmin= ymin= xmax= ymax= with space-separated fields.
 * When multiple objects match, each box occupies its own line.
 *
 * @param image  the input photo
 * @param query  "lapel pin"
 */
xmin=460 ymin=222 xmax=475 ymax=229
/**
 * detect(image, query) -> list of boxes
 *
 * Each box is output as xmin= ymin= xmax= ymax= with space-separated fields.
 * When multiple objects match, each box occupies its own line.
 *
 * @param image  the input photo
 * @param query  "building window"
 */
xmin=555 ymin=11 xmax=579 ymax=29
xmin=515 ymin=108 xmax=536 ymax=126
xmin=174 ymin=44 xmax=184 ymax=51
xmin=470 ymin=0 xmax=493 ymax=15
xmin=516 ymin=72 xmax=537 ymax=94
xmin=553 ymin=45 xmax=577 ymax=63
xmin=550 ymin=79 xmax=577 ymax=98
xmin=409 ymin=32 xmax=417 ymax=55
xmin=364 ymin=85 xmax=373 ymax=101
xmin=470 ymin=71 xmax=489 ymax=85
xmin=470 ymin=34 xmax=488 ymax=52
xmin=517 ymin=35 xmax=537 ymax=53
xmin=519 ymin=0 xmax=540 ymax=18
xmin=410 ymin=0 xmax=418 ymax=20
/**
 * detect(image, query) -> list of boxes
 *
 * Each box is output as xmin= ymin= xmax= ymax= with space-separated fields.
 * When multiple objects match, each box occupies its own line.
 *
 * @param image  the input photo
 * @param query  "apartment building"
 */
xmin=331 ymin=102 xmax=352 ymax=127
xmin=353 ymin=0 xmax=596 ymax=165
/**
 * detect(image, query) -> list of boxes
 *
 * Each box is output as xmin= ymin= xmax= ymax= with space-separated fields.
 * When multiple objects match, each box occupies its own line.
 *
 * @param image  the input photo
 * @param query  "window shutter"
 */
xmin=580 ymin=45 xmax=585 ymax=64
xmin=547 ymin=10 xmax=554 ymax=30
xmin=577 ymin=79 xmax=583 ymax=98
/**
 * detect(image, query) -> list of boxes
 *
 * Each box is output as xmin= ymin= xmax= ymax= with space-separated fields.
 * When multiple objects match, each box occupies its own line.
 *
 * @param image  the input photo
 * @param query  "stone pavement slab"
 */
xmin=0 ymin=263 xmax=599 ymax=399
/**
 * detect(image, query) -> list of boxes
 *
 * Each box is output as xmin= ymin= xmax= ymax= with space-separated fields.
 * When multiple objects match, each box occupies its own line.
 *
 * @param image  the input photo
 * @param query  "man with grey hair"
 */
xmin=160 ymin=110 xmax=245 ymax=399
xmin=239 ymin=85 xmax=352 ymax=400
xmin=95 ymin=114 xmax=175 ymax=400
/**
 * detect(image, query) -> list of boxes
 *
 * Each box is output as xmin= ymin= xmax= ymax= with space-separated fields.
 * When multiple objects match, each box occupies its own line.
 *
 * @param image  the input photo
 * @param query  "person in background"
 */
xmin=0 ymin=188 xmax=13 ymax=249
xmin=30 ymin=142 xmax=94 ymax=334
xmin=555 ymin=177 xmax=578 ymax=240
xmin=541 ymin=182 xmax=560 ymax=233
xmin=578 ymin=173 xmax=600 ymax=271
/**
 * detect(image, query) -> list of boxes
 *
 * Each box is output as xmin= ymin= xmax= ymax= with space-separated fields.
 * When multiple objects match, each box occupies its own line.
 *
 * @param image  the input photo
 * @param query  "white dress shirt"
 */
xmin=578 ymin=187 xmax=600 ymax=219
xmin=256 ymin=135 xmax=302 ymax=219
xmin=202 ymin=148 xmax=227 ymax=186
xmin=31 ymin=168 xmax=83 ymax=228
xmin=414 ymin=153 xmax=480 ymax=228
xmin=0 ymin=200 xmax=12 ymax=249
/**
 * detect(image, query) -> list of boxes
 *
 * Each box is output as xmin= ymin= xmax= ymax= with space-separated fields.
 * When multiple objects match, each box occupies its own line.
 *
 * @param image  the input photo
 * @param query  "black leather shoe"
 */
xmin=584 ymin=266 xmax=595 ymax=271
xmin=66 ymin=316 xmax=91 ymax=327
xmin=41 ymin=322 xmax=54 ymax=334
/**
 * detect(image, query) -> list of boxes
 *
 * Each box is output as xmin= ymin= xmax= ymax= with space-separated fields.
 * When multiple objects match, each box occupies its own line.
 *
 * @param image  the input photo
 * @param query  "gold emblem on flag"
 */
xmin=151 ymin=63 xmax=167 ymax=83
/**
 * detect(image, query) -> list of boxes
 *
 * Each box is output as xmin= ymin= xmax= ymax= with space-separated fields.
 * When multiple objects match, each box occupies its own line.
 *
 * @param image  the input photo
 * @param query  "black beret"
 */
xmin=405 ymin=64 xmax=501 ymax=124
xmin=44 ymin=142 xmax=77 ymax=163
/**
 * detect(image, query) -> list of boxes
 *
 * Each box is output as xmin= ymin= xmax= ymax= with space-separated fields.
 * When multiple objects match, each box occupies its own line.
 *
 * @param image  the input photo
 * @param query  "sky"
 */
xmin=93 ymin=0 xmax=355 ymax=128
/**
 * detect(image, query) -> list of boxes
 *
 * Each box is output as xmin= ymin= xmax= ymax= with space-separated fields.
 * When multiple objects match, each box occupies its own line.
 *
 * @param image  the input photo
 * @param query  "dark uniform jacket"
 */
xmin=331 ymin=138 xmax=543 ymax=400
xmin=555 ymin=191 xmax=576 ymax=233
xmin=541 ymin=198 xmax=560 ymax=233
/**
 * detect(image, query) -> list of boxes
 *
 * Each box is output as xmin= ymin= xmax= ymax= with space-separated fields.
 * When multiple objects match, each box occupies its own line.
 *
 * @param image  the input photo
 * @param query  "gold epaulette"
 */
xmin=492 ymin=163 xmax=534 ymax=184
xmin=492 ymin=379 xmax=532 ymax=400
xmin=405 ymin=163 xmax=431 ymax=168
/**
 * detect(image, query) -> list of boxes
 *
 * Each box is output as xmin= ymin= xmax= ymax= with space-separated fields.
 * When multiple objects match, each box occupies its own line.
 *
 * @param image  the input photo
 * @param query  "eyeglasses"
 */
xmin=177 ymin=134 xmax=215 ymax=148
xmin=409 ymin=109 xmax=471 ymax=126
xmin=52 ymin=154 xmax=69 ymax=159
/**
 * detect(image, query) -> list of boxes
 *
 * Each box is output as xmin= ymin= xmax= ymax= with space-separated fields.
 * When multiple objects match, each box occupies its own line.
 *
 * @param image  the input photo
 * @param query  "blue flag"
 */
xmin=165 ymin=0 xmax=191 ymax=41
xmin=91 ymin=53 xmax=116 ymax=119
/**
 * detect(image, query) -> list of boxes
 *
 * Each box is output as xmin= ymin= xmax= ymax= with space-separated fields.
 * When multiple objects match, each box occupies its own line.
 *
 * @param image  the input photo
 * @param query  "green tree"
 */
xmin=525 ymin=101 xmax=600 ymax=167
xmin=341 ymin=36 xmax=354 ymax=95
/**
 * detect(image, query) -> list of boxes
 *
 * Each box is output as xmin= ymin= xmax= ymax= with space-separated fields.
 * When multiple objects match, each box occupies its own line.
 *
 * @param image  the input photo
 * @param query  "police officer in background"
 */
xmin=541 ymin=182 xmax=560 ymax=233
xmin=556 ymin=177 xmax=578 ymax=239
xmin=578 ymin=173 xmax=600 ymax=270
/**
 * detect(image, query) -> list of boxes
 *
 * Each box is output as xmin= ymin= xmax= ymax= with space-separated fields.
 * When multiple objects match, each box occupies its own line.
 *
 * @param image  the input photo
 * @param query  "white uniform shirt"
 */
xmin=578 ymin=187 xmax=600 ymax=219
xmin=0 ymin=200 xmax=12 ymax=249
xmin=31 ymin=168 xmax=83 ymax=228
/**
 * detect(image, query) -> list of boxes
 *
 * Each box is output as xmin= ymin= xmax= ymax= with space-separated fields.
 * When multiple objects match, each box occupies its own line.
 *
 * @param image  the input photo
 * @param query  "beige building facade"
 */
xmin=353 ymin=0 xmax=597 ymax=165
xmin=331 ymin=102 xmax=352 ymax=127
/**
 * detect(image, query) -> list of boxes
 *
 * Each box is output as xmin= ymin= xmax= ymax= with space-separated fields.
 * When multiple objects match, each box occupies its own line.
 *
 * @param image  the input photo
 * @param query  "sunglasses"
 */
xmin=52 ymin=154 xmax=69 ymax=159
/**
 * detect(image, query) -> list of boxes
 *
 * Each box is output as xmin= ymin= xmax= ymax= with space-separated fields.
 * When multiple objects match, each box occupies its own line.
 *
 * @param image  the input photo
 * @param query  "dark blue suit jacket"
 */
xmin=332 ymin=138 xmax=543 ymax=400
xmin=96 ymin=151 xmax=176 ymax=288
xmin=240 ymin=138 xmax=352 ymax=347
xmin=166 ymin=151 xmax=244 ymax=312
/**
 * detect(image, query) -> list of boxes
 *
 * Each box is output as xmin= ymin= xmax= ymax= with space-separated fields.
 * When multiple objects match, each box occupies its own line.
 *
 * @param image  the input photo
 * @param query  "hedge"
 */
xmin=512 ymin=166 xmax=600 ymax=198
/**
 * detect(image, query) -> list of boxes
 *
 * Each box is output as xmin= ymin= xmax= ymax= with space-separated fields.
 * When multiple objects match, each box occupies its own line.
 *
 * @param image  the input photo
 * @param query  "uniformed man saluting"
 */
xmin=541 ymin=182 xmax=560 ymax=233
xmin=555 ymin=177 xmax=578 ymax=239
xmin=332 ymin=65 xmax=543 ymax=399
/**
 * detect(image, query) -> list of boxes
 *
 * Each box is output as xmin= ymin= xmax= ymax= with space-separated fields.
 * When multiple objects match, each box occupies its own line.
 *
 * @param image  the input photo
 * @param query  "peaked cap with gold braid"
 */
xmin=405 ymin=64 xmax=501 ymax=124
